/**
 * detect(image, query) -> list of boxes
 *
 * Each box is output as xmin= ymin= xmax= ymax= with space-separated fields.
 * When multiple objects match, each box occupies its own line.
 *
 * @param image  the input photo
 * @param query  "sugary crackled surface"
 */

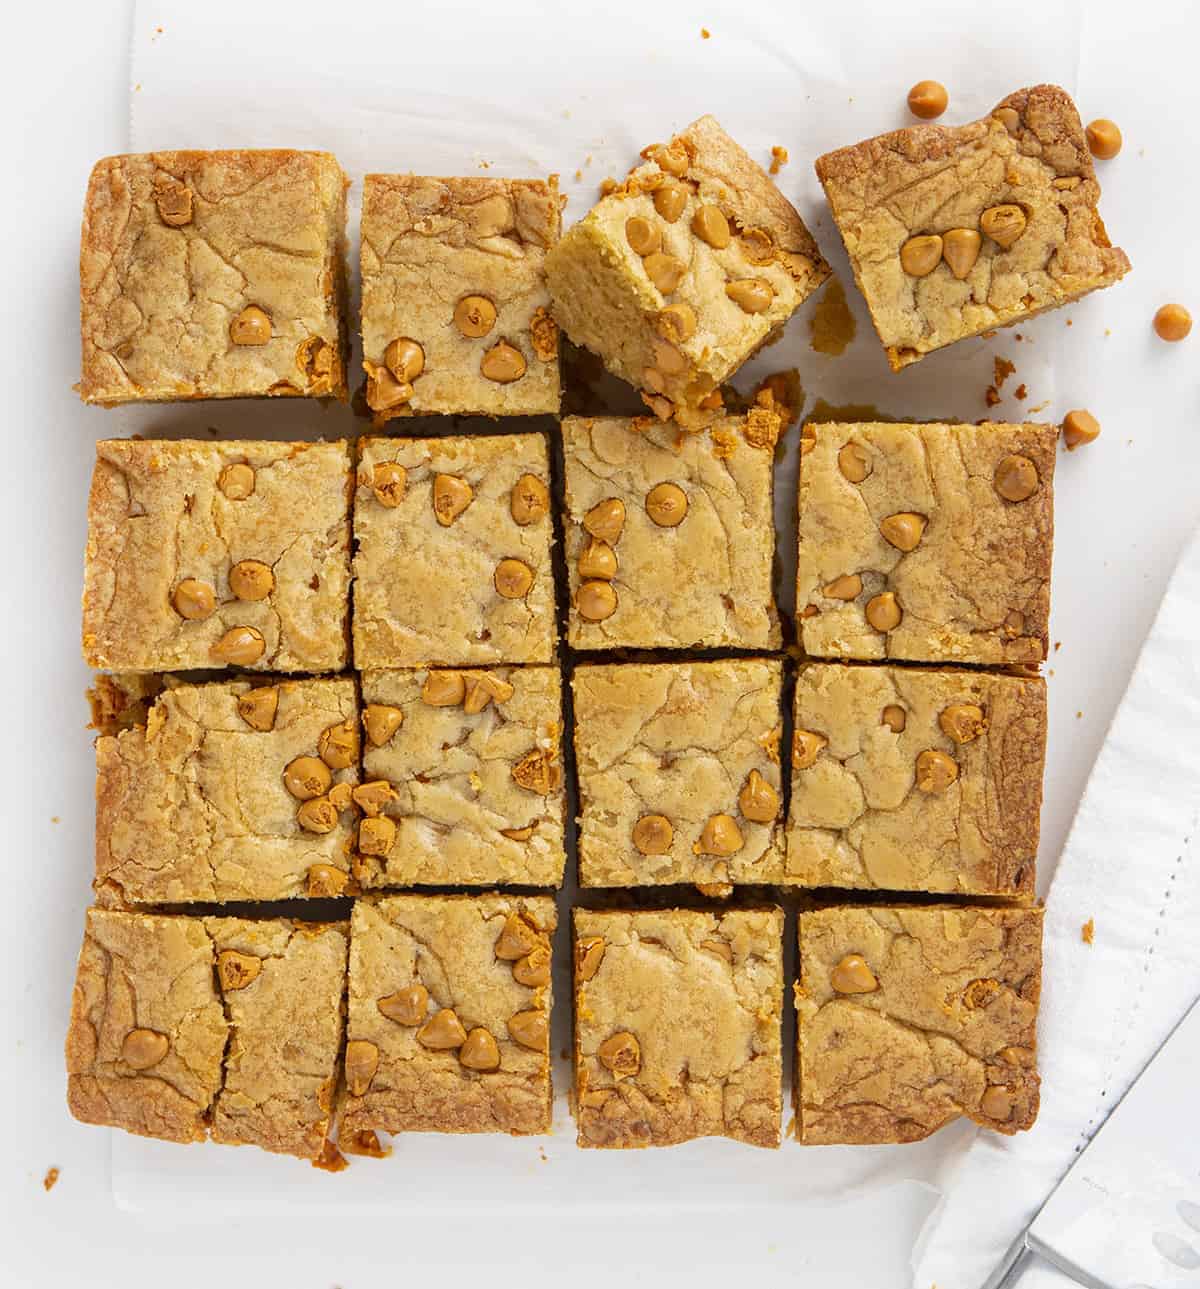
xmin=205 ymin=919 xmax=347 ymax=1160
xmin=572 ymin=660 xmax=785 ymax=887
xmin=797 ymin=421 xmax=1055 ymax=664
xmin=796 ymin=906 xmax=1043 ymax=1144
xmin=547 ymin=115 xmax=829 ymax=425
xmin=358 ymin=667 xmax=565 ymax=887
xmin=79 ymin=150 xmax=348 ymax=403
xmin=574 ymin=907 xmax=784 ymax=1148
xmin=361 ymin=175 xmax=561 ymax=417
xmin=353 ymin=435 xmax=556 ymax=667
xmin=343 ymin=895 xmax=556 ymax=1136
xmin=563 ymin=414 xmax=780 ymax=650
xmin=95 ymin=678 xmax=358 ymax=904
xmin=815 ymin=84 xmax=1130 ymax=370
xmin=83 ymin=439 xmax=352 ymax=673
xmin=65 ymin=910 xmax=226 ymax=1144
xmin=787 ymin=664 xmax=1045 ymax=894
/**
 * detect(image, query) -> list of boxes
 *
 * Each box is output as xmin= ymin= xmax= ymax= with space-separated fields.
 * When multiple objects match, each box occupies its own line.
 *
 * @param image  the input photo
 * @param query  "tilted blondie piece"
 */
xmin=795 ymin=905 xmax=1043 ymax=1144
xmin=573 ymin=907 xmax=784 ymax=1148
xmin=562 ymin=411 xmax=780 ymax=650
xmin=572 ymin=659 xmax=785 ymax=889
xmin=815 ymin=85 xmax=1130 ymax=371
xmin=360 ymin=175 xmax=561 ymax=419
xmin=342 ymin=895 xmax=556 ymax=1136
xmin=353 ymin=434 xmax=556 ymax=667
xmin=94 ymin=678 xmax=359 ymax=905
xmin=79 ymin=150 xmax=348 ymax=403
xmin=547 ymin=115 xmax=830 ymax=426
xmin=83 ymin=439 xmax=353 ymax=674
xmin=797 ymin=421 xmax=1055 ymax=665
xmin=787 ymin=664 xmax=1046 ymax=895
xmin=355 ymin=667 xmax=565 ymax=888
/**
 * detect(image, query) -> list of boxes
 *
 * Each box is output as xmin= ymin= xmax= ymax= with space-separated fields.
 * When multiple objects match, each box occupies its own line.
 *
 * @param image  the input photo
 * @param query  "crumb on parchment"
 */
xmin=769 ymin=146 xmax=789 ymax=175
xmin=43 ymin=1168 xmax=59 ymax=1192
xmin=1081 ymin=918 xmax=1095 ymax=945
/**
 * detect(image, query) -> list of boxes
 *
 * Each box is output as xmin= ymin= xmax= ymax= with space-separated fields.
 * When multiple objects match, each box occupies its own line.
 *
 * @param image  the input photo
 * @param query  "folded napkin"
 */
xmin=914 ymin=521 xmax=1200 ymax=1289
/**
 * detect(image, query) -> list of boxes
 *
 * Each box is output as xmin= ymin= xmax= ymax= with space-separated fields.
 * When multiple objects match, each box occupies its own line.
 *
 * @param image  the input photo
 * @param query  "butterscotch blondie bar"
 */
xmin=79 ymin=150 xmax=348 ymax=403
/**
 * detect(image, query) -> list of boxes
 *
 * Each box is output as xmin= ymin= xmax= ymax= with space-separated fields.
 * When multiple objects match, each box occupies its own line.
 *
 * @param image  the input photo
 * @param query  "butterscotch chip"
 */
xmin=328 ymin=782 xmax=353 ymax=812
xmin=823 ymin=573 xmax=862 ymax=600
xmin=865 ymin=592 xmax=902 ymax=632
xmin=1085 ymin=118 xmax=1122 ymax=160
xmin=284 ymin=755 xmax=333 ymax=801
xmin=173 ymin=578 xmax=215 ymax=620
xmin=692 ymin=204 xmax=731 ymax=249
xmin=837 ymin=442 xmax=871 ymax=483
xmin=994 ymin=454 xmax=1039 ymax=502
xmin=1153 ymin=303 xmax=1192 ymax=342
xmin=218 ymin=463 xmax=255 ymax=500
xmin=237 ymin=686 xmax=278 ymax=731
xmin=649 ymin=140 xmax=690 ymax=177
xmin=306 ymin=864 xmax=348 ymax=897
xmin=511 ymin=474 xmax=550 ymax=525
xmin=577 ymin=580 xmax=618 ymax=621
xmin=358 ymin=815 xmax=397 ymax=857
xmin=652 ymin=182 xmax=687 ymax=223
xmin=371 ymin=461 xmax=408 ymax=508
xmin=879 ymin=512 xmax=927 ymax=552
xmin=422 ymin=670 xmax=466 ymax=707
xmin=454 ymin=294 xmax=498 ymax=338
xmin=417 ymin=1008 xmax=467 ymax=1050
xmin=297 ymin=796 xmax=339 ymax=834
xmin=980 ymin=1085 xmax=1014 ymax=1121
xmin=939 ymin=703 xmax=987 ymax=743
xmin=210 ymin=626 xmax=265 ymax=666
xmin=738 ymin=769 xmax=779 ymax=823
xmin=830 ymin=954 xmax=877 ymax=995
xmin=507 ymin=1009 xmax=548 ymax=1052
xmin=907 ymin=80 xmax=948 ymax=119
xmin=793 ymin=729 xmax=827 ymax=769
xmin=656 ymin=303 xmax=697 ymax=344
xmin=153 ymin=173 xmax=193 ymax=226
xmin=651 ymin=337 xmax=687 ymax=375
xmin=1062 ymin=409 xmax=1101 ymax=451
xmin=363 ymin=704 xmax=403 ymax=747
xmin=433 ymin=473 xmax=474 ymax=525
xmin=881 ymin=704 xmax=906 ymax=733
xmin=900 ymin=234 xmax=943 ymax=277
xmin=494 ymin=912 xmax=540 ymax=961
xmin=513 ymin=945 xmax=551 ymax=988
xmin=994 ymin=106 xmax=1021 ymax=135
xmin=216 ymin=950 xmax=262 ymax=992
xmin=121 ymin=1028 xmax=169 ymax=1070
xmin=645 ymin=481 xmax=689 ymax=527
xmin=942 ymin=228 xmax=982 ymax=279
xmin=229 ymin=559 xmax=274 ymax=601
xmin=384 ymin=337 xmax=425 ymax=382
xmin=916 ymin=749 xmax=959 ymax=792
xmin=597 ymin=1031 xmax=641 ymax=1080
xmin=345 ymin=1040 xmax=379 ymax=1096
xmin=230 ymin=305 xmax=272 ymax=346
xmin=367 ymin=364 xmax=412 ymax=411
xmin=696 ymin=813 xmax=743 ymax=856
xmin=378 ymin=984 xmax=429 ymax=1026
xmin=318 ymin=720 xmax=358 ymax=770
xmin=725 ymin=278 xmax=775 ymax=313
xmin=495 ymin=558 xmax=534 ymax=599
xmin=632 ymin=814 xmax=674 ymax=855
xmin=352 ymin=780 xmax=398 ymax=817
xmin=584 ymin=497 xmax=626 ymax=544
xmin=499 ymin=824 xmax=536 ymax=842
xmin=576 ymin=936 xmax=606 ymax=982
xmin=625 ymin=216 xmax=661 ymax=257
xmin=529 ymin=308 xmax=558 ymax=360
xmin=578 ymin=538 xmax=617 ymax=581
xmin=462 ymin=672 xmax=516 ymax=714
xmin=645 ymin=252 xmax=686 ymax=293
xmin=481 ymin=341 xmax=528 ymax=383
xmin=512 ymin=748 xmax=561 ymax=794
xmin=980 ymin=204 xmax=1027 ymax=249
xmin=458 ymin=1027 xmax=501 ymax=1072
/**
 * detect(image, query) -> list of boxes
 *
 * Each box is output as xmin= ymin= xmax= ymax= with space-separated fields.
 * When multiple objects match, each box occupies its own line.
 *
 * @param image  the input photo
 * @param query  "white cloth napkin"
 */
xmin=914 ymin=521 xmax=1200 ymax=1289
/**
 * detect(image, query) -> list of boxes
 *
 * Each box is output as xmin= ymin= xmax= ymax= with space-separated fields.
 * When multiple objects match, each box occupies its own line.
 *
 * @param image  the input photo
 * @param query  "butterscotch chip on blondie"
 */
xmin=572 ymin=659 xmax=785 ymax=888
xmin=360 ymin=175 xmax=561 ymax=418
xmin=79 ymin=150 xmax=348 ymax=403
xmin=82 ymin=439 xmax=352 ymax=674
xmin=814 ymin=85 xmax=1130 ymax=370
xmin=787 ymin=664 xmax=1045 ymax=895
xmin=94 ymin=678 xmax=358 ymax=905
xmin=548 ymin=116 xmax=829 ymax=427
xmin=356 ymin=667 xmax=565 ymax=888
xmin=796 ymin=905 xmax=1043 ymax=1144
xmin=342 ymin=895 xmax=556 ymax=1136
xmin=352 ymin=435 xmax=556 ymax=667
xmin=573 ymin=907 xmax=784 ymax=1148
xmin=563 ymin=414 xmax=780 ymax=651
xmin=797 ymin=421 xmax=1055 ymax=665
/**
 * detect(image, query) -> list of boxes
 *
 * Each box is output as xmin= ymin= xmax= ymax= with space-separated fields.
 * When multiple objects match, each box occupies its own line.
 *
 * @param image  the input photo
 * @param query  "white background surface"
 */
xmin=2 ymin=1 xmax=1198 ymax=1286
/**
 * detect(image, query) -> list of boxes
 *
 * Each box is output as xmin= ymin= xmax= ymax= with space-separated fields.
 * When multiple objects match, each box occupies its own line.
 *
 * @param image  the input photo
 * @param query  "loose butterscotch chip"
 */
xmin=881 ymin=704 xmax=906 ymax=733
xmin=507 ymin=1009 xmax=548 ymax=1052
xmin=306 ymin=864 xmax=348 ymax=897
xmin=454 ymin=294 xmax=497 ymax=338
xmin=577 ymin=581 xmax=618 ymax=621
xmin=512 ymin=748 xmax=561 ymax=794
xmin=632 ymin=814 xmax=673 ymax=855
xmin=994 ymin=454 xmax=1039 ymax=502
xmin=696 ymin=813 xmax=743 ymax=856
xmin=229 ymin=559 xmax=274 ymax=601
xmin=495 ymin=558 xmax=534 ymax=599
xmin=371 ymin=461 xmax=407 ymax=507
xmin=981 ymin=204 xmax=1027 ymax=249
xmin=1153 ymin=303 xmax=1192 ymax=342
xmin=318 ymin=720 xmax=359 ymax=770
xmin=217 ymin=950 xmax=262 ymax=992
xmin=210 ymin=626 xmax=266 ymax=666
xmin=511 ymin=473 xmax=550 ymax=525
xmin=865 ymin=592 xmax=902 ymax=632
xmin=837 ymin=442 xmax=872 ymax=483
xmin=345 ymin=1040 xmax=379 ymax=1096
xmin=653 ymin=181 xmax=687 ymax=223
xmin=880 ymin=512 xmax=927 ymax=552
xmin=1085 ymin=118 xmax=1122 ymax=160
xmin=358 ymin=815 xmax=397 ymax=857
xmin=725 ymin=278 xmax=775 ymax=313
xmin=284 ymin=755 xmax=333 ymax=801
xmin=598 ymin=1031 xmax=641 ymax=1080
xmin=417 ymin=1008 xmax=468 ymax=1050
xmin=121 ymin=1028 xmax=169 ymax=1070
xmin=378 ymin=984 xmax=429 ymax=1027
xmin=916 ymin=748 xmax=959 ymax=792
xmin=942 ymin=228 xmax=982 ymax=280
xmin=656 ymin=302 xmax=697 ymax=344
xmin=645 ymin=252 xmax=686 ymax=293
xmin=433 ymin=473 xmax=474 ymax=525
xmin=830 ymin=954 xmax=878 ymax=995
xmin=218 ymin=462 xmax=255 ymax=500
xmin=900 ymin=234 xmax=944 ymax=277
xmin=625 ymin=216 xmax=661 ymax=257
xmin=459 ymin=1027 xmax=501 ymax=1072
xmin=692 ymin=204 xmax=731 ymax=249
xmin=363 ymin=704 xmax=403 ymax=748
xmin=297 ymin=795 xmax=339 ymax=834
xmin=494 ymin=912 xmax=540 ymax=961
xmin=352 ymin=780 xmax=398 ymax=817
xmin=462 ymin=672 xmax=516 ymax=715
xmin=645 ymin=481 xmax=689 ymax=527
xmin=1062 ymin=409 xmax=1101 ymax=451
xmin=980 ymin=1085 xmax=1014 ymax=1121
xmin=578 ymin=538 xmax=617 ymax=581
xmin=793 ymin=729 xmax=827 ymax=770
xmin=384 ymin=337 xmax=425 ymax=382
xmin=172 ymin=578 xmax=215 ymax=620
xmin=481 ymin=341 xmax=527 ymax=383
xmin=940 ymin=703 xmax=987 ymax=743
xmin=230 ymin=305 xmax=272 ymax=346
xmin=584 ymin=497 xmax=626 ymax=544
xmin=153 ymin=173 xmax=193 ymax=226
xmin=738 ymin=769 xmax=779 ymax=823
xmin=823 ymin=573 xmax=862 ymax=601
xmin=576 ymin=936 xmax=606 ymax=982
xmin=237 ymin=686 xmax=278 ymax=732
xmin=513 ymin=945 xmax=551 ymax=988
xmin=422 ymin=670 xmax=466 ymax=707
xmin=907 ymin=79 xmax=948 ymax=119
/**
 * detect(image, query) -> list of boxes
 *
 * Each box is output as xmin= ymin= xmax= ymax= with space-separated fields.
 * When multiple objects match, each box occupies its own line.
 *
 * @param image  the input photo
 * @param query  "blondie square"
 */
xmin=797 ymin=421 xmax=1055 ymax=665
xmin=353 ymin=435 xmax=556 ymax=668
xmin=360 ymin=175 xmax=561 ymax=419
xmin=814 ymin=85 xmax=1130 ymax=371
xmin=82 ymin=438 xmax=353 ymax=674
xmin=94 ymin=678 xmax=359 ymax=906
xmin=342 ymin=895 xmax=556 ymax=1137
xmin=79 ymin=150 xmax=348 ymax=403
xmin=356 ymin=667 xmax=565 ymax=888
xmin=572 ymin=659 xmax=785 ymax=888
xmin=787 ymin=664 xmax=1045 ymax=895
xmin=562 ymin=412 xmax=780 ymax=651
xmin=573 ymin=907 xmax=784 ymax=1148
xmin=795 ymin=905 xmax=1043 ymax=1143
xmin=547 ymin=115 xmax=829 ymax=426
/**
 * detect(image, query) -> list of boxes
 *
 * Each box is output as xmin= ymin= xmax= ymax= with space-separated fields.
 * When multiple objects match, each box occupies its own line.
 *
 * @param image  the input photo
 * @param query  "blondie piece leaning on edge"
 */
xmin=83 ymin=439 xmax=353 ymax=674
xmin=815 ymin=85 xmax=1130 ymax=371
xmin=342 ymin=895 xmax=556 ymax=1137
xmin=573 ymin=907 xmax=784 ymax=1148
xmin=360 ymin=175 xmax=561 ymax=419
xmin=797 ymin=421 xmax=1055 ymax=665
xmin=795 ymin=905 xmax=1043 ymax=1144
xmin=787 ymin=664 xmax=1046 ymax=895
xmin=79 ymin=150 xmax=348 ymax=403
xmin=547 ymin=115 xmax=829 ymax=427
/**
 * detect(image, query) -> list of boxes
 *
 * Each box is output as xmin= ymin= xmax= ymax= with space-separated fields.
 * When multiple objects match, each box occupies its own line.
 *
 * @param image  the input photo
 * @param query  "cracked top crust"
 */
xmin=343 ymin=894 xmax=556 ymax=1136
xmin=815 ymin=85 xmax=1130 ymax=369
xmin=94 ymin=678 xmax=358 ymax=905
xmin=358 ymin=667 xmax=565 ymax=888
xmin=563 ymin=415 xmax=780 ymax=650
xmin=573 ymin=907 xmax=784 ymax=1148
xmin=82 ymin=438 xmax=352 ymax=673
xmin=787 ymin=664 xmax=1045 ymax=895
xmin=796 ymin=905 xmax=1043 ymax=1144
xmin=79 ymin=150 xmax=349 ymax=403
xmin=572 ymin=660 xmax=785 ymax=888
xmin=360 ymin=175 xmax=561 ymax=418
xmin=798 ymin=421 xmax=1055 ymax=665
xmin=352 ymin=434 xmax=556 ymax=667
